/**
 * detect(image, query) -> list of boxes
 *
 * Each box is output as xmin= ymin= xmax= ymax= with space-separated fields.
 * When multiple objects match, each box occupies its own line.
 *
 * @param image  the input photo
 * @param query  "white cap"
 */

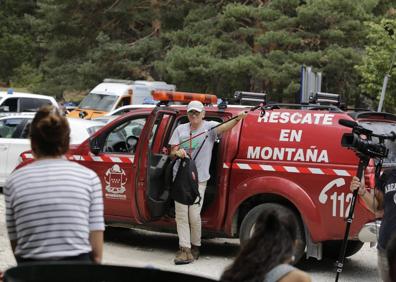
xmin=187 ymin=100 xmax=204 ymax=112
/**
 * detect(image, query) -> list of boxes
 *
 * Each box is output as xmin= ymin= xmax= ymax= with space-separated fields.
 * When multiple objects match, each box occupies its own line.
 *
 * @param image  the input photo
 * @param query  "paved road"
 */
xmin=0 ymin=193 xmax=380 ymax=281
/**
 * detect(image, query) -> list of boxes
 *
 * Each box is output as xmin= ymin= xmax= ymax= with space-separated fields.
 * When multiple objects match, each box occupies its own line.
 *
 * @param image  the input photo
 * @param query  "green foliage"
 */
xmin=0 ymin=0 xmax=37 ymax=85
xmin=355 ymin=19 xmax=396 ymax=111
xmin=0 ymin=0 xmax=394 ymax=110
xmin=11 ymin=63 xmax=43 ymax=90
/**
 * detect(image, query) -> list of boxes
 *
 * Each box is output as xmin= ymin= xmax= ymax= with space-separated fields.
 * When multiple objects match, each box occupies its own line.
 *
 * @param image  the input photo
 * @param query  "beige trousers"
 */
xmin=175 ymin=181 xmax=207 ymax=248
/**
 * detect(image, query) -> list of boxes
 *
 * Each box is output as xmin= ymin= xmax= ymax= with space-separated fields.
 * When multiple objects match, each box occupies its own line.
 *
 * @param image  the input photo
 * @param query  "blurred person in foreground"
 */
xmin=4 ymin=105 xmax=104 ymax=264
xmin=220 ymin=206 xmax=311 ymax=282
xmin=350 ymin=169 xmax=396 ymax=282
xmin=387 ymin=233 xmax=396 ymax=282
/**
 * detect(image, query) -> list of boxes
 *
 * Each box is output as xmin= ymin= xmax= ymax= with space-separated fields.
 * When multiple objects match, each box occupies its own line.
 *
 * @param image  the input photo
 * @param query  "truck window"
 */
xmin=103 ymin=117 xmax=146 ymax=154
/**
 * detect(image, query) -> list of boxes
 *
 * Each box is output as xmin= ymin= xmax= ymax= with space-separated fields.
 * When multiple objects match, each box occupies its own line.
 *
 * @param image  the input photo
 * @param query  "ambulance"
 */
xmin=20 ymin=91 xmax=396 ymax=262
xmin=67 ymin=79 xmax=175 ymax=119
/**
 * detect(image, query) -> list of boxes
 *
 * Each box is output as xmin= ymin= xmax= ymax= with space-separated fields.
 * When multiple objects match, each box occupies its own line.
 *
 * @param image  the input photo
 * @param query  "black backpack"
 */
xmin=167 ymin=157 xmax=201 ymax=205
xmin=165 ymin=136 xmax=207 ymax=206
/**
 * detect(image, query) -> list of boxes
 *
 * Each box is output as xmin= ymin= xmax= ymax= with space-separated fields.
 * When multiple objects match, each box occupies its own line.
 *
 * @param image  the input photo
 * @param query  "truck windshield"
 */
xmin=360 ymin=121 xmax=396 ymax=166
xmin=79 ymin=93 xmax=118 ymax=111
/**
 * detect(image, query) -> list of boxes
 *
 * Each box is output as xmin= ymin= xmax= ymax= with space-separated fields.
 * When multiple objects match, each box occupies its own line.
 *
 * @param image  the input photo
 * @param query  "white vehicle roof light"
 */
xmin=103 ymin=78 xmax=134 ymax=84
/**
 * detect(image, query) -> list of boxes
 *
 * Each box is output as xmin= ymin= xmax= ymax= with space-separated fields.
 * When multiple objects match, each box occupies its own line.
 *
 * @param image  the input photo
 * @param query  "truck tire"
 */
xmin=322 ymin=240 xmax=364 ymax=259
xmin=239 ymin=203 xmax=306 ymax=263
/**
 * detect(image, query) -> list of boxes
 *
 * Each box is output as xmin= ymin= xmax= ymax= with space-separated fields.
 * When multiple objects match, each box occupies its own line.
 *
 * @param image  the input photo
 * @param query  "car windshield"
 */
xmin=78 ymin=93 xmax=118 ymax=111
xmin=360 ymin=121 xmax=396 ymax=166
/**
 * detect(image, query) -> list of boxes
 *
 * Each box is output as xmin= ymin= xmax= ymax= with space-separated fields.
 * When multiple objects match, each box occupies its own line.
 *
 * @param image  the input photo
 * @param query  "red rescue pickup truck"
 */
xmin=20 ymin=94 xmax=396 ymax=262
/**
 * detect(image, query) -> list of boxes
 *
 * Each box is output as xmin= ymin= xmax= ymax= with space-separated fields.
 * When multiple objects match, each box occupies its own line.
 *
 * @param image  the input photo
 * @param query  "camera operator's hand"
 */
xmin=350 ymin=176 xmax=367 ymax=197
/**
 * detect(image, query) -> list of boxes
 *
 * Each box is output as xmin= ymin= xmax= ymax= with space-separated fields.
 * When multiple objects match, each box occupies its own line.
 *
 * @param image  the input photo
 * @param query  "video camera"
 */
xmin=339 ymin=119 xmax=395 ymax=159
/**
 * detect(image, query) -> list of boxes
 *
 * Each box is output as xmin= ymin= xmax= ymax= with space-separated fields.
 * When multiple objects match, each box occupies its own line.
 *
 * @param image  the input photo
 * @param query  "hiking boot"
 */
xmin=174 ymin=247 xmax=194 ymax=265
xmin=191 ymin=245 xmax=200 ymax=260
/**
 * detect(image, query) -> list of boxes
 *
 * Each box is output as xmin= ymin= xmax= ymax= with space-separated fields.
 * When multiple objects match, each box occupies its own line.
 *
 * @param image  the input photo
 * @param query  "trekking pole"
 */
xmin=335 ymin=154 xmax=369 ymax=282
xmin=176 ymin=102 xmax=265 ymax=147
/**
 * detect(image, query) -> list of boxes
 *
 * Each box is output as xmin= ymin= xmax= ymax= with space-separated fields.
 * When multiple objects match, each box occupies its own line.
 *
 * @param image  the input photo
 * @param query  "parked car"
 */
xmin=0 ymin=90 xmax=59 ymax=116
xmin=0 ymin=115 xmax=104 ymax=186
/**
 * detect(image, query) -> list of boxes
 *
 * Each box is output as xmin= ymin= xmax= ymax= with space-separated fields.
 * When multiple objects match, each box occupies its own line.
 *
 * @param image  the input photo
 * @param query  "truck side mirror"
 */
xmin=90 ymin=138 xmax=101 ymax=155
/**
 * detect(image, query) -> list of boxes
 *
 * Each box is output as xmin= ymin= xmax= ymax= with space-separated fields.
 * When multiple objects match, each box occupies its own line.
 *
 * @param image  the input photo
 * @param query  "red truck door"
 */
xmin=76 ymin=113 xmax=150 ymax=221
xmin=133 ymin=108 xmax=178 ymax=222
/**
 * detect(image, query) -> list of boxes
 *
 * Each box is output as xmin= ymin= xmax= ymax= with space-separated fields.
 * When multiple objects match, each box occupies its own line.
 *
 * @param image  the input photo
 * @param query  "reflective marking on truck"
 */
xmin=110 ymin=157 xmax=122 ymax=163
xmin=284 ymin=166 xmax=299 ymax=173
xmin=228 ymin=162 xmax=354 ymax=176
xmin=92 ymin=156 xmax=103 ymax=162
xmin=260 ymin=164 xmax=276 ymax=171
xmin=308 ymin=168 xmax=324 ymax=174
xmin=332 ymin=169 xmax=350 ymax=176
xmin=236 ymin=163 xmax=253 ymax=170
xmin=20 ymin=153 xmax=134 ymax=163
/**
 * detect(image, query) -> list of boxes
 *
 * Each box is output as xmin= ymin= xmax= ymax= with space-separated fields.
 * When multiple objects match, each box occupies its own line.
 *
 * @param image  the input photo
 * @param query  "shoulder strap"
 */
xmin=193 ymin=135 xmax=208 ymax=161
xmin=264 ymin=264 xmax=296 ymax=282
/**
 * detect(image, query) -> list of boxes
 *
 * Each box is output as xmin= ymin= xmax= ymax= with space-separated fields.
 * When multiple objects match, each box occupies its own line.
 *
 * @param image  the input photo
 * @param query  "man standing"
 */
xmin=169 ymin=100 xmax=247 ymax=265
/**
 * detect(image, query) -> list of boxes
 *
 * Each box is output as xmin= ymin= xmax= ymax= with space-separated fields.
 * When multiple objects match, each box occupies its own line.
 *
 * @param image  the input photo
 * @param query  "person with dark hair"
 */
xmin=4 ymin=105 xmax=104 ymax=264
xmin=220 ymin=207 xmax=311 ymax=282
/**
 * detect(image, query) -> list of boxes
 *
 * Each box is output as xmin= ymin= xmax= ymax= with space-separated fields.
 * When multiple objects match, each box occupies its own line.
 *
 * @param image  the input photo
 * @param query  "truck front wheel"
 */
xmin=239 ymin=203 xmax=306 ymax=263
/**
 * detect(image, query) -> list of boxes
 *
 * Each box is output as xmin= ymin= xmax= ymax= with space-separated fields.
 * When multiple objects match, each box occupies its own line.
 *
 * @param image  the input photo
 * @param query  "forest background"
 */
xmin=1 ymin=0 xmax=396 ymax=111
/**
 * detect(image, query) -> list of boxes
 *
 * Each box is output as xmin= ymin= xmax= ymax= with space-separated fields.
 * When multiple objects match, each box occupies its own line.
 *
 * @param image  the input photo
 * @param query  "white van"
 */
xmin=68 ymin=79 xmax=175 ymax=119
xmin=0 ymin=90 xmax=59 ymax=117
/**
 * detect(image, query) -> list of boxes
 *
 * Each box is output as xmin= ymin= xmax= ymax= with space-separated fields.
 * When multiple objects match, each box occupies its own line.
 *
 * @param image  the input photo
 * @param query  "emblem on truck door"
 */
xmin=104 ymin=164 xmax=127 ymax=200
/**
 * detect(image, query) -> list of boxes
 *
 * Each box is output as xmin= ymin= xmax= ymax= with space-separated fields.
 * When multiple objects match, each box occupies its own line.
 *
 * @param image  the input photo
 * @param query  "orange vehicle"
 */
xmin=68 ymin=79 xmax=175 ymax=119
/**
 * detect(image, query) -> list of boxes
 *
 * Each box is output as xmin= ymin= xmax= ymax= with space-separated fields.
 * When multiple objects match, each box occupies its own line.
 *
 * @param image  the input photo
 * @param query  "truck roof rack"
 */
xmin=309 ymin=92 xmax=341 ymax=107
xmin=234 ymin=91 xmax=267 ymax=106
xmin=103 ymin=78 xmax=134 ymax=84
